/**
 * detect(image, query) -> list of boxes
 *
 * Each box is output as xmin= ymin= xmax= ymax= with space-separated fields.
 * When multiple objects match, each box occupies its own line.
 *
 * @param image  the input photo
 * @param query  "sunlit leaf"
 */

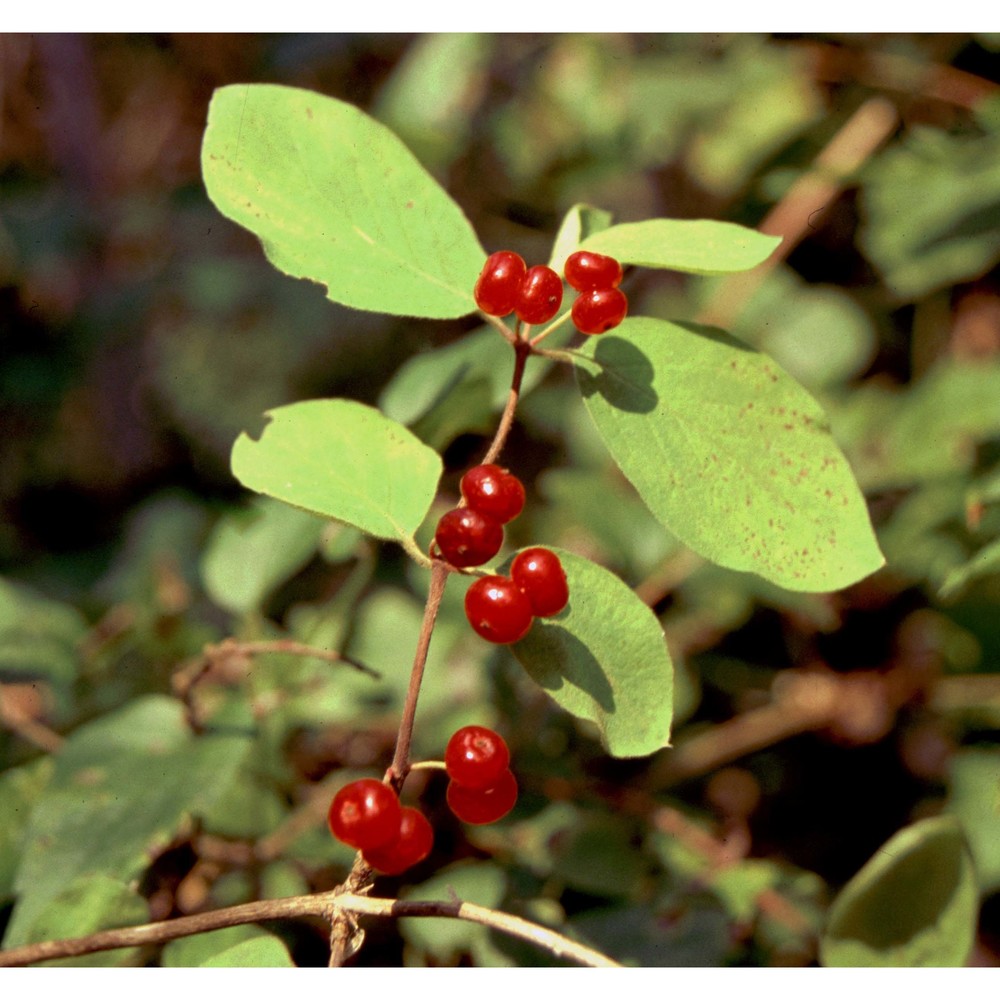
xmin=202 ymin=84 xmax=485 ymax=318
xmin=577 ymin=219 xmax=780 ymax=275
xmin=574 ymin=319 xmax=884 ymax=591
xmin=507 ymin=548 xmax=673 ymax=757
xmin=231 ymin=399 xmax=442 ymax=545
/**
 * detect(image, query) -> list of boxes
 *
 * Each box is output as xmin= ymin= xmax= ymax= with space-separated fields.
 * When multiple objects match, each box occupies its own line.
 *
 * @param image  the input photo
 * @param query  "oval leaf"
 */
xmin=578 ymin=219 xmax=781 ymax=275
xmin=231 ymin=399 xmax=442 ymax=545
xmin=202 ymin=84 xmax=485 ymax=318
xmin=574 ymin=319 xmax=884 ymax=592
xmin=507 ymin=548 xmax=673 ymax=757
xmin=820 ymin=816 xmax=978 ymax=967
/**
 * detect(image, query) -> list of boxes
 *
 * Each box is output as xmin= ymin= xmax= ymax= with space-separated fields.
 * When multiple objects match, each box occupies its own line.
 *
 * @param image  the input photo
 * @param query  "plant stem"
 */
xmin=388 ymin=560 xmax=449 ymax=784
xmin=0 ymin=891 xmax=620 ymax=968
xmin=481 ymin=340 xmax=531 ymax=467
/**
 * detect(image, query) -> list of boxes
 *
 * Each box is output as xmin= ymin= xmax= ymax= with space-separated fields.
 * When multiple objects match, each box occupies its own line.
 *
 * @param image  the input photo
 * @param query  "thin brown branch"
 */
xmin=335 ymin=894 xmax=622 ymax=968
xmin=0 ymin=888 xmax=619 ymax=968
xmin=481 ymin=340 xmax=531 ymax=467
xmin=798 ymin=40 xmax=1000 ymax=112
xmin=388 ymin=560 xmax=449 ymax=783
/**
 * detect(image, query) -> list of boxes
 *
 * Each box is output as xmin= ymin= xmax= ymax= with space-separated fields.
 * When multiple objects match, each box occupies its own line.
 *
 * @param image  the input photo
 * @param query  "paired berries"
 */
xmin=434 ymin=464 xmax=525 ymax=569
xmin=445 ymin=726 xmax=518 ymax=825
xmin=564 ymin=250 xmax=628 ymax=336
xmin=463 ymin=547 xmax=569 ymax=645
xmin=328 ymin=779 xmax=433 ymax=875
xmin=474 ymin=251 xmax=563 ymax=326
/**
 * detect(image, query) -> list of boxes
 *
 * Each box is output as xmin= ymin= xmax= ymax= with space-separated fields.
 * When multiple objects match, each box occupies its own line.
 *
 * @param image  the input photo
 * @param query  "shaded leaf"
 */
xmin=199 ymin=936 xmax=295 ymax=967
xmin=507 ymin=548 xmax=673 ymax=757
xmin=0 ymin=577 xmax=86 ymax=688
xmin=574 ymin=318 xmax=884 ymax=592
xmin=162 ymin=926 xmax=291 ymax=968
xmin=946 ymin=749 xmax=1000 ymax=894
xmin=202 ymin=84 xmax=485 ymax=318
xmin=820 ymin=816 xmax=978 ymax=967
xmin=25 ymin=874 xmax=150 ymax=968
xmin=201 ymin=496 xmax=326 ymax=614
xmin=231 ymin=399 xmax=442 ymax=545
xmin=3 ymin=696 xmax=250 ymax=948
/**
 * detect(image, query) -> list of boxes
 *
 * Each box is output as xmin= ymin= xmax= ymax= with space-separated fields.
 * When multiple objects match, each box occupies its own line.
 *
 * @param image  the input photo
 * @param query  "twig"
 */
xmin=334 ymin=894 xmax=621 ymax=968
xmin=0 ymin=685 xmax=64 ymax=754
xmin=481 ymin=340 xmax=531 ymax=467
xmin=0 ymin=889 xmax=619 ymax=968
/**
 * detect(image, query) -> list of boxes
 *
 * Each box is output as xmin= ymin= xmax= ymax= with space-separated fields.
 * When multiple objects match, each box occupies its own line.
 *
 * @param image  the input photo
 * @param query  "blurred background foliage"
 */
xmin=1 ymin=32 xmax=1000 ymax=967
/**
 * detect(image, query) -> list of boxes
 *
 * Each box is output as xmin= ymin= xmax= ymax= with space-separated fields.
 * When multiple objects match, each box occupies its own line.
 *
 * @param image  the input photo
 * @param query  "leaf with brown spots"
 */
xmin=573 ymin=318 xmax=884 ymax=592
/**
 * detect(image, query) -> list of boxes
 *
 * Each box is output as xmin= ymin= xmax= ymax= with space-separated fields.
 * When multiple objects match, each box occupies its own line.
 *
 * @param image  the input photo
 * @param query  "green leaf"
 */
xmin=0 ymin=758 xmax=54 ymax=901
xmin=202 ymin=83 xmax=485 ymax=318
xmin=574 ymin=319 xmax=884 ymax=592
xmin=201 ymin=496 xmax=326 ymax=614
xmin=548 ymin=202 xmax=615 ymax=270
xmin=0 ymin=577 xmax=86 ymax=688
xmin=946 ymin=749 xmax=1000 ymax=894
xmin=577 ymin=219 xmax=780 ymax=275
xmin=23 ymin=875 xmax=150 ymax=967
xmin=820 ymin=816 xmax=978 ymax=967
xmin=231 ymin=399 xmax=442 ymax=545
xmin=162 ymin=926 xmax=291 ymax=968
xmin=862 ymin=124 xmax=1000 ymax=299
xmin=198 ymin=936 xmax=295 ymax=967
xmin=3 ymin=695 xmax=250 ymax=948
xmin=507 ymin=548 xmax=673 ymax=757
xmin=379 ymin=326 xmax=568 ymax=448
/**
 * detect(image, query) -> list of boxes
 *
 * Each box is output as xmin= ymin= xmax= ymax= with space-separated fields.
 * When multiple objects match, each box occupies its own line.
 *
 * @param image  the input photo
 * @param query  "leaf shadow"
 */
xmin=515 ymin=618 xmax=615 ymax=715
xmin=575 ymin=335 xmax=658 ymax=414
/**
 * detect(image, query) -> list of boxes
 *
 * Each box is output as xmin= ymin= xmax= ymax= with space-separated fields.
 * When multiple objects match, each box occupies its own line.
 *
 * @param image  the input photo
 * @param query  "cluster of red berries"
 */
xmin=327 ymin=726 xmax=516 ymax=874
xmin=473 ymin=249 xmax=627 ymax=336
xmin=327 ymin=778 xmax=433 ymax=875
xmin=564 ymin=250 xmax=628 ymax=335
xmin=465 ymin=547 xmax=568 ymax=644
xmin=434 ymin=463 xmax=524 ymax=568
xmin=473 ymin=251 xmax=563 ymax=326
xmin=433 ymin=464 xmax=569 ymax=644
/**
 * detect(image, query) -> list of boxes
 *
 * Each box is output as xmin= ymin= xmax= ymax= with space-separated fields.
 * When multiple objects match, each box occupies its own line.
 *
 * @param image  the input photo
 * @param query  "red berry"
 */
xmin=435 ymin=507 xmax=503 ymax=568
xmin=328 ymin=779 xmax=402 ymax=851
xmin=445 ymin=725 xmax=511 ymax=790
xmin=362 ymin=806 xmax=434 ymax=875
xmin=515 ymin=265 xmax=563 ymax=325
xmin=474 ymin=251 xmax=527 ymax=316
xmin=446 ymin=769 xmax=518 ymax=825
xmin=564 ymin=250 xmax=623 ymax=292
xmin=464 ymin=575 xmax=534 ymax=644
xmin=461 ymin=464 xmax=525 ymax=525
xmin=511 ymin=547 xmax=569 ymax=617
xmin=571 ymin=287 xmax=628 ymax=335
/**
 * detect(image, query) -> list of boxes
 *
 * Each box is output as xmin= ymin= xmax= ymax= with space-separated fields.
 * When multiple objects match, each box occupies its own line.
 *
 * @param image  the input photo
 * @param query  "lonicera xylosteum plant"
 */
xmin=195 ymin=82 xmax=888 ymax=958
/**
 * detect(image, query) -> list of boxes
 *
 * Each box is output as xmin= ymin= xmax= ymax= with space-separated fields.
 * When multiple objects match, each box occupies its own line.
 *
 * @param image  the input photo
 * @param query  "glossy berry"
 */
xmin=362 ymin=806 xmax=434 ymax=875
xmin=461 ymin=464 xmax=525 ymax=525
xmin=464 ymin=575 xmax=534 ymax=644
xmin=328 ymin=779 xmax=402 ymax=852
xmin=571 ymin=287 xmax=628 ymax=335
xmin=564 ymin=250 xmax=623 ymax=292
xmin=445 ymin=725 xmax=511 ymax=790
xmin=474 ymin=251 xmax=527 ymax=316
xmin=435 ymin=507 xmax=503 ymax=568
xmin=511 ymin=547 xmax=569 ymax=617
xmin=515 ymin=265 xmax=563 ymax=325
xmin=447 ymin=768 xmax=518 ymax=825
